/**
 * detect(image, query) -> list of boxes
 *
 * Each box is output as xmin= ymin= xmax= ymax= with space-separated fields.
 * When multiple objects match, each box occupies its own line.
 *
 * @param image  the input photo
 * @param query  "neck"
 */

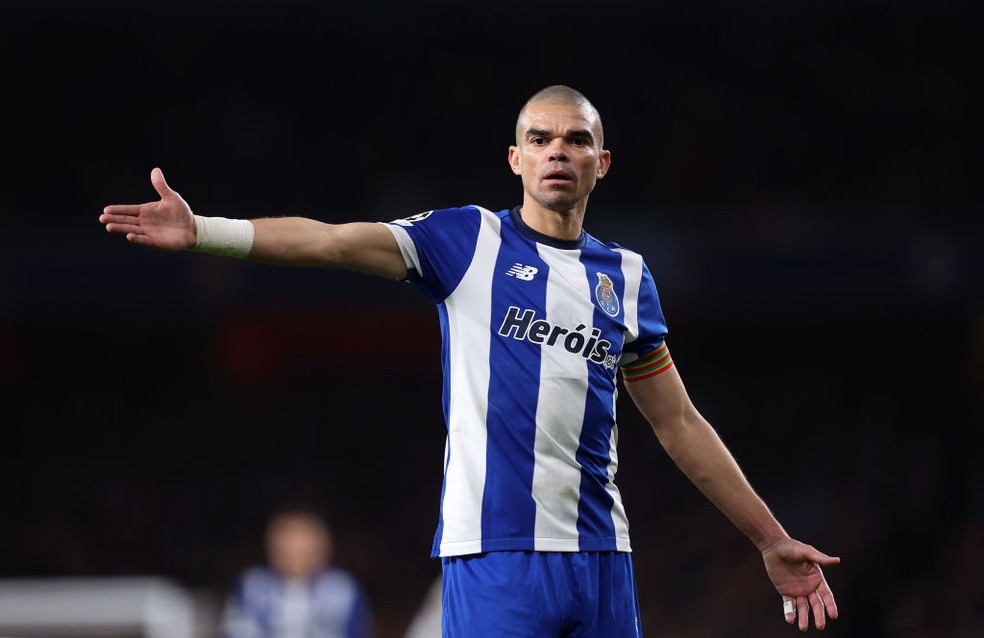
xmin=518 ymin=199 xmax=586 ymax=241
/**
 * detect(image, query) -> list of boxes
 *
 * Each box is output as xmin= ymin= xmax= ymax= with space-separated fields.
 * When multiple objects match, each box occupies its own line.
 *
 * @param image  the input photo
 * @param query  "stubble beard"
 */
xmin=530 ymin=184 xmax=585 ymax=215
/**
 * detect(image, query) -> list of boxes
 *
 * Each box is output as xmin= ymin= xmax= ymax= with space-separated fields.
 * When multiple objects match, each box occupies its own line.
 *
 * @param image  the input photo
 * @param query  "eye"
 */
xmin=571 ymin=137 xmax=590 ymax=146
xmin=530 ymin=137 xmax=547 ymax=145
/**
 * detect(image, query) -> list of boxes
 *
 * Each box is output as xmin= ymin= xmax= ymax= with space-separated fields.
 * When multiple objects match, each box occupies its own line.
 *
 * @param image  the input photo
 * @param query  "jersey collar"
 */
xmin=510 ymin=206 xmax=586 ymax=250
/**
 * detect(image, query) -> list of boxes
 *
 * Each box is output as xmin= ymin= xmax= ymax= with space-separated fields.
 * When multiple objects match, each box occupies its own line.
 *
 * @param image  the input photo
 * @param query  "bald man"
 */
xmin=101 ymin=85 xmax=838 ymax=637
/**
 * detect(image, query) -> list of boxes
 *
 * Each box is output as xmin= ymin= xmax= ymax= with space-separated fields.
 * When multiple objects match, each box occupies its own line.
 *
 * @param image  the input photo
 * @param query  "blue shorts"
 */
xmin=441 ymin=551 xmax=642 ymax=638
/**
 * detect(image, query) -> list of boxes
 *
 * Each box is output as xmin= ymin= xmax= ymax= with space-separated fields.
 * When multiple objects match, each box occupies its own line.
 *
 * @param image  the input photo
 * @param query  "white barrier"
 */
xmin=0 ymin=577 xmax=200 ymax=638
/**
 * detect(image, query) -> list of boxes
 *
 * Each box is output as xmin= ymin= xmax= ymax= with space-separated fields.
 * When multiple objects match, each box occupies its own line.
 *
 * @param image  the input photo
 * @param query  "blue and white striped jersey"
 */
xmin=219 ymin=566 xmax=373 ymax=638
xmin=384 ymin=206 xmax=669 ymax=557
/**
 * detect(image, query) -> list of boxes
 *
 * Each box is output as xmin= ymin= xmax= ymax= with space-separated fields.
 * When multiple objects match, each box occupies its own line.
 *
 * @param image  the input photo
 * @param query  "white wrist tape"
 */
xmin=190 ymin=215 xmax=254 ymax=259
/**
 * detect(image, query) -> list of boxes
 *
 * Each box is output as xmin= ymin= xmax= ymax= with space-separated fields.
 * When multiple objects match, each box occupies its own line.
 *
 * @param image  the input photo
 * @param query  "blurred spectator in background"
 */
xmin=219 ymin=505 xmax=374 ymax=638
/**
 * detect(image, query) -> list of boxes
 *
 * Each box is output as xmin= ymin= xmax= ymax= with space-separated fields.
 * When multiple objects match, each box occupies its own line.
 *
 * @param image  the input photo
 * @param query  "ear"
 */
xmin=508 ymin=145 xmax=522 ymax=176
xmin=596 ymin=149 xmax=611 ymax=179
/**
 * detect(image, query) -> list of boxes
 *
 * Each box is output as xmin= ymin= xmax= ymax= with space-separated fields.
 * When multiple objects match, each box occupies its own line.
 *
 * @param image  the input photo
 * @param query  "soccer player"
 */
xmin=220 ymin=505 xmax=374 ymax=638
xmin=100 ymin=85 xmax=840 ymax=636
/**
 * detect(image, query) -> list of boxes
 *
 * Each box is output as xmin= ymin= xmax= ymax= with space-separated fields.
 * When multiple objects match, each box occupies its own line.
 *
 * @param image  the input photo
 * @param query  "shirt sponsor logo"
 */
xmin=595 ymin=272 xmax=620 ymax=317
xmin=505 ymin=263 xmax=539 ymax=281
xmin=497 ymin=306 xmax=617 ymax=369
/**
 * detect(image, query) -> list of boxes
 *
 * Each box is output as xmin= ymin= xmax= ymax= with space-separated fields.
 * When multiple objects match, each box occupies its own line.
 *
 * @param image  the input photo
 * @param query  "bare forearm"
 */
xmin=626 ymin=368 xmax=840 ymax=630
xmin=248 ymin=217 xmax=336 ymax=266
xmin=248 ymin=217 xmax=405 ymax=278
xmin=656 ymin=413 xmax=788 ymax=552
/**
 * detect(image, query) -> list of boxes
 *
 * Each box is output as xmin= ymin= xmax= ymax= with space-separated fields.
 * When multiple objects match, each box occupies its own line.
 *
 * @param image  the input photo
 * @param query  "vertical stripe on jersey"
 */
xmin=606 ymin=416 xmax=631 ymax=551
xmin=609 ymin=249 xmax=644 ymax=550
xmin=616 ymin=249 xmax=644 ymax=358
xmin=431 ymin=303 xmax=453 ymax=557
xmin=438 ymin=211 xmax=502 ymax=556
xmin=529 ymin=245 xmax=591 ymax=550
xmin=480 ymin=222 xmax=548 ymax=550
xmin=575 ymin=249 xmax=624 ymax=550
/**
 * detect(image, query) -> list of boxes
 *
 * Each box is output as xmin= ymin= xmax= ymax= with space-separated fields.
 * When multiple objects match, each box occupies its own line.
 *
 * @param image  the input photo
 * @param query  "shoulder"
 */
xmin=316 ymin=567 xmax=362 ymax=589
xmin=583 ymin=230 xmax=642 ymax=258
xmin=240 ymin=565 xmax=275 ymax=582
xmin=311 ymin=568 xmax=368 ymax=606
xmin=231 ymin=565 xmax=281 ymax=598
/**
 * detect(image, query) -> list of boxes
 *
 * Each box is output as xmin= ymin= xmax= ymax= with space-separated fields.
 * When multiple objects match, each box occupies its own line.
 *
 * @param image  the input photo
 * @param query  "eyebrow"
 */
xmin=525 ymin=128 xmax=596 ymax=143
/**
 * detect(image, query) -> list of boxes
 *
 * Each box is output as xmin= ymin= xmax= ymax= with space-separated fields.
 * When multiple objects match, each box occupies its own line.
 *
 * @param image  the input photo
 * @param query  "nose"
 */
xmin=548 ymin=139 xmax=570 ymax=162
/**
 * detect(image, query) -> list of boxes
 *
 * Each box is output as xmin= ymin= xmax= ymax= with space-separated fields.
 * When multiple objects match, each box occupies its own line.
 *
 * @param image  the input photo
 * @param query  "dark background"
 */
xmin=1 ymin=1 xmax=981 ymax=636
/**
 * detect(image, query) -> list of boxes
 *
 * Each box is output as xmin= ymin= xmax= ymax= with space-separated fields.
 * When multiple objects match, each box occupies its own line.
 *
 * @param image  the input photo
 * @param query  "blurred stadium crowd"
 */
xmin=1 ymin=1 xmax=980 ymax=636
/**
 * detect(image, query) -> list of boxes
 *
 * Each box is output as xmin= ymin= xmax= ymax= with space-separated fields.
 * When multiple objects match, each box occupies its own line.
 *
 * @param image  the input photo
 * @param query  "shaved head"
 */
xmin=516 ymin=85 xmax=604 ymax=148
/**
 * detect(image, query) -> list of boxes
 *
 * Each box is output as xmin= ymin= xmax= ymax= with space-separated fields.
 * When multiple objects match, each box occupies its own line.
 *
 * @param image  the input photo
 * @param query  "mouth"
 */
xmin=542 ymin=168 xmax=575 ymax=183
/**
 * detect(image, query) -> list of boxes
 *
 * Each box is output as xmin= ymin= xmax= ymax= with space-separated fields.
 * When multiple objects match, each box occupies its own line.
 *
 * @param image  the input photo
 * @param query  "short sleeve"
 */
xmin=383 ymin=206 xmax=483 ymax=303
xmin=618 ymin=257 xmax=668 ymax=365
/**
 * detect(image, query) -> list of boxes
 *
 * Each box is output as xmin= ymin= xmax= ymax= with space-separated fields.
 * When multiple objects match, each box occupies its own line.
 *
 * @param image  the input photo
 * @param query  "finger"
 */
xmin=150 ymin=167 xmax=174 ymax=199
xmin=102 ymin=220 xmax=147 ymax=236
xmin=803 ymin=546 xmax=841 ymax=566
xmin=127 ymin=233 xmax=156 ymax=246
xmin=809 ymin=590 xmax=826 ymax=630
xmin=782 ymin=596 xmax=795 ymax=625
xmin=102 ymin=204 xmax=145 ymax=217
xmin=797 ymin=596 xmax=809 ymax=632
xmin=818 ymin=581 xmax=838 ymax=620
xmin=100 ymin=211 xmax=141 ymax=225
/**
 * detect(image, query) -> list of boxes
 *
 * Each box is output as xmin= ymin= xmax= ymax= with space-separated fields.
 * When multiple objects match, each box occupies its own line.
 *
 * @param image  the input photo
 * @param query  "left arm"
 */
xmin=624 ymin=362 xmax=840 ymax=631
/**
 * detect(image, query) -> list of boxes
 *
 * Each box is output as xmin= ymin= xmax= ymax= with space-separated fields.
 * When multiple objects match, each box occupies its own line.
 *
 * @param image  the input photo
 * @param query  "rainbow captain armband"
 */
xmin=620 ymin=342 xmax=673 ymax=382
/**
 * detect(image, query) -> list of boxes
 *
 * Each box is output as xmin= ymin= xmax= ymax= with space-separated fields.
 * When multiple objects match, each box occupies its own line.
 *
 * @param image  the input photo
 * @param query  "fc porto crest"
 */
xmin=595 ymin=272 xmax=620 ymax=317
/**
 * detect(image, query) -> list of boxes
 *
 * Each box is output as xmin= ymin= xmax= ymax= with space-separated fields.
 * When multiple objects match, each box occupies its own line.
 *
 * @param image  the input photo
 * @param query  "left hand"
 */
xmin=762 ymin=537 xmax=840 ymax=631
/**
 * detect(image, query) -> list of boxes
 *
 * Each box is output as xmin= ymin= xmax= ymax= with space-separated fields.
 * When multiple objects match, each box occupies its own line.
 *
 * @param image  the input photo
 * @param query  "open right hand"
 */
xmin=762 ymin=537 xmax=840 ymax=631
xmin=99 ymin=167 xmax=196 ymax=251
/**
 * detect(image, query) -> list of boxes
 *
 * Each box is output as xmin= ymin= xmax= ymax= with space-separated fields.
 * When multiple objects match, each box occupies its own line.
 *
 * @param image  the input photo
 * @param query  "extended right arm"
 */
xmin=99 ymin=167 xmax=407 ymax=280
xmin=248 ymin=216 xmax=405 ymax=279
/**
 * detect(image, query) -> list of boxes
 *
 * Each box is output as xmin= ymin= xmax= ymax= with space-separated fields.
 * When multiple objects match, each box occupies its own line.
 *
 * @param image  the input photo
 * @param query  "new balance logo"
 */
xmin=505 ymin=263 xmax=539 ymax=281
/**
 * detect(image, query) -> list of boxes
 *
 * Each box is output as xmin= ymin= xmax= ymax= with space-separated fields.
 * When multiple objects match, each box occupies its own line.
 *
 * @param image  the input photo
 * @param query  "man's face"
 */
xmin=266 ymin=513 xmax=331 ymax=580
xmin=508 ymin=101 xmax=610 ymax=214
